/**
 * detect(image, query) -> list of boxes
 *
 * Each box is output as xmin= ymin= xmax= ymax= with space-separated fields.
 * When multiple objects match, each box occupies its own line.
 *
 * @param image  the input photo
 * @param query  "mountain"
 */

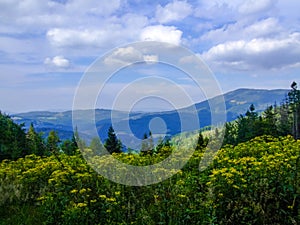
xmin=12 ymin=88 xmax=288 ymax=145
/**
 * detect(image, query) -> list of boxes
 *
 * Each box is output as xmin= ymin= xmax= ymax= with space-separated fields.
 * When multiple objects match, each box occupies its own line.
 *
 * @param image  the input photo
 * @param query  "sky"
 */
xmin=1 ymin=0 xmax=300 ymax=113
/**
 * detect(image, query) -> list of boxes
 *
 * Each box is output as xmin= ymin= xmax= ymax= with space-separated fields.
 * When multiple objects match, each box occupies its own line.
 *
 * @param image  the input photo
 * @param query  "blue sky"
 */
xmin=1 ymin=0 xmax=300 ymax=113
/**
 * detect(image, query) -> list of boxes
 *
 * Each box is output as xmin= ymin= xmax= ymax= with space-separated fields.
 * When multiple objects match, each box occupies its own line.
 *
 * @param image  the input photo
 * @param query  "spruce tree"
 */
xmin=46 ymin=130 xmax=60 ymax=153
xmin=288 ymin=81 xmax=300 ymax=139
xmin=104 ymin=126 xmax=122 ymax=154
xmin=196 ymin=131 xmax=208 ymax=150
xmin=26 ymin=123 xmax=46 ymax=156
xmin=61 ymin=137 xmax=77 ymax=155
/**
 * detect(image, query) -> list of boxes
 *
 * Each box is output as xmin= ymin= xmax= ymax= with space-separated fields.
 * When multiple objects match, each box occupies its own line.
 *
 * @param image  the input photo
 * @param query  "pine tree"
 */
xmin=26 ymin=123 xmax=46 ymax=156
xmin=288 ymin=81 xmax=300 ymax=139
xmin=46 ymin=130 xmax=60 ymax=153
xmin=61 ymin=137 xmax=77 ymax=155
xmin=196 ymin=131 xmax=208 ymax=150
xmin=262 ymin=105 xmax=278 ymax=137
xmin=74 ymin=126 xmax=86 ymax=149
xmin=223 ymin=122 xmax=237 ymax=146
xmin=104 ymin=126 xmax=122 ymax=154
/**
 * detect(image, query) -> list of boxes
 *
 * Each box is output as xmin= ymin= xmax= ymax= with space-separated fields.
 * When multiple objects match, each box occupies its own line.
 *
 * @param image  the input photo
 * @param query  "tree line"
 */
xmin=222 ymin=81 xmax=300 ymax=146
xmin=0 ymin=116 xmax=172 ymax=161
xmin=1 ymin=81 xmax=299 ymax=160
xmin=0 ymin=115 xmax=78 ymax=160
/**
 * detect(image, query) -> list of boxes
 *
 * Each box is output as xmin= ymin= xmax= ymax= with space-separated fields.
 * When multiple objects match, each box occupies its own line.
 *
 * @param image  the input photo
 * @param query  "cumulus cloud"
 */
xmin=104 ymin=47 xmax=143 ymax=66
xmin=156 ymin=0 xmax=193 ymax=23
xmin=44 ymin=56 xmax=70 ymax=68
xmin=140 ymin=25 xmax=182 ymax=45
xmin=47 ymin=28 xmax=124 ymax=48
xmin=202 ymin=33 xmax=300 ymax=71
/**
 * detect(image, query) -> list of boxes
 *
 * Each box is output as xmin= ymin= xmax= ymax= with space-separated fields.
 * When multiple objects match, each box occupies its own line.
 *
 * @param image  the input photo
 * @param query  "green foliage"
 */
xmin=26 ymin=123 xmax=47 ymax=156
xmin=89 ymin=136 xmax=105 ymax=155
xmin=0 ymin=111 xmax=26 ymax=159
xmin=0 ymin=136 xmax=299 ymax=224
xmin=288 ymin=81 xmax=300 ymax=139
xmin=46 ymin=130 xmax=60 ymax=153
xmin=140 ymin=132 xmax=154 ymax=155
xmin=196 ymin=131 xmax=208 ymax=151
xmin=104 ymin=126 xmax=122 ymax=154
xmin=223 ymin=82 xmax=300 ymax=146
xmin=208 ymin=135 xmax=300 ymax=224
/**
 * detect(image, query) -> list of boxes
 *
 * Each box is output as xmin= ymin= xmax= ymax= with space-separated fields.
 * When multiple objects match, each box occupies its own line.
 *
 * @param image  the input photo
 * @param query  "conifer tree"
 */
xmin=104 ymin=126 xmax=122 ymax=154
xmin=26 ymin=123 xmax=46 ymax=156
xmin=61 ymin=135 xmax=78 ymax=155
xmin=288 ymin=81 xmax=300 ymax=139
xmin=196 ymin=131 xmax=208 ymax=150
xmin=46 ymin=130 xmax=60 ymax=153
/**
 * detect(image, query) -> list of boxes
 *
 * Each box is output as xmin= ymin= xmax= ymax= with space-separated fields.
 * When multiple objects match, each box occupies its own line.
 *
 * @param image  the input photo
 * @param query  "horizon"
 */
xmin=8 ymin=87 xmax=290 ymax=114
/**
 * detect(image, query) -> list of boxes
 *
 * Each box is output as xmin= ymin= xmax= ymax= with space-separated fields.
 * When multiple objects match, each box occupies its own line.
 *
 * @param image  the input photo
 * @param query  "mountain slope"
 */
xmin=12 ymin=88 xmax=289 ymax=142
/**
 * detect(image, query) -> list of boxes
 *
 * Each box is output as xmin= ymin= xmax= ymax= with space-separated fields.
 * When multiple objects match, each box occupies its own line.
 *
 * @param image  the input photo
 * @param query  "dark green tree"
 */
xmin=0 ymin=111 xmax=26 ymax=160
xmin=104 ymin=126 xmax=122 ymax=154
xmin=196 ymin=131 xmax=208 ymax=150
xmin=288 ymin=81 xmax=300 ymax=139
xmin=46 ymin=130 xmax=60 ymax=153
xmin=277 ymin=97 xmax=292 ymax=136
xmin=261 ymin=105 xmax=278 ymax=137
xmin=223 ymin=122 xmax=237 ymax=146
xmin=26 ymin=123 xmax=46 ymax=156
xmin=236 ymin=104 xmax=259 ymax=143
xmin=140 ymin=132 xmax=154 ymax=155
xmin=61 ymin=136 xmax=78 ymax=156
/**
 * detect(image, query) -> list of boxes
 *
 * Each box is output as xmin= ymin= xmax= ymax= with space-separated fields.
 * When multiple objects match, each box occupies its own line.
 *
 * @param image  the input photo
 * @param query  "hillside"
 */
xmin=12 ymin=88 xmax=288 ymax=142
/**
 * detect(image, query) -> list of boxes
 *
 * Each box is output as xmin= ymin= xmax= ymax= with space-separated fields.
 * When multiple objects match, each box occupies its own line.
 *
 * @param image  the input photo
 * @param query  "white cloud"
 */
xmin=243 ymin=18 xmax=282 ymax=38
xmin=238 ymin=0 xmax=276 ymax=15
xmin=0 ymin=0 xmax=122 ymax=35
xmin=104 ymin=47 xmax=143 ymax=66
xmin=143 ymin=55 xmax=159 ymax=64
xmin=201 ymin=17 xmax=283 ymax=44
xmin=202 ymin=33 xmax=300 ymax=71
xmin=44 ymin=56 xmax=70 ymax=68
xmin=140 ymin=25 xmax=183 ymax=45
xmin=46 ymin=28 xmax=123 ymax=48
xmin=156 ymin=0 xmax=193 ymax=23
xmin=46 ymin=13 xmax=149 ymax=50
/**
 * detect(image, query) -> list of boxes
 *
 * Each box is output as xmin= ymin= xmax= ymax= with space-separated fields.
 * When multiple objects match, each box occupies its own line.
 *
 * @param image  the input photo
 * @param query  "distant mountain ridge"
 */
xmin=12 ymin=88 xmax=289 ymax=143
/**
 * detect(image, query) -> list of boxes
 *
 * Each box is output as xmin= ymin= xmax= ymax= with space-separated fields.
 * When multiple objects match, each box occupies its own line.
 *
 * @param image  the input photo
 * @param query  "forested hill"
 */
xmin=12 ymin=88 xmax=288 ymax=141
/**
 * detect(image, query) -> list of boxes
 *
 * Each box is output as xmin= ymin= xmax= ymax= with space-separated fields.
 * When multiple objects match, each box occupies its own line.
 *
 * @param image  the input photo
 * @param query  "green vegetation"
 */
xmin=0 ymin=136 xmax=299 ymax=224
xmin=0 ymin=82 xmax=299 ymax=224
xmin=104 ymin=126 xmax=122 ymax=154
xmin=0 ymin=112 xmax=78 ymax=160
xmin=223 ymin=82 xmax=300 ymax=146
